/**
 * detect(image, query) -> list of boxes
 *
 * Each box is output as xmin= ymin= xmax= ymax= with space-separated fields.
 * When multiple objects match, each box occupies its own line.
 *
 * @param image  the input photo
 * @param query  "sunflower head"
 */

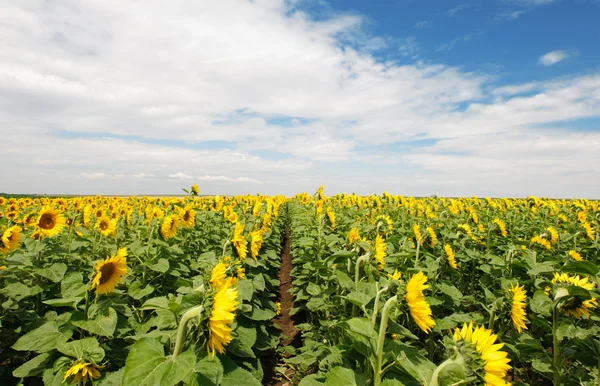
xmin=1 ymin=226 xmax=22 ymax=254
xmin=405 ymin=271 xmax=435 ymax=333
xmin=551 ymin=272 xmax=598 ymax=318
xmin=373 ymin=235 xmax=387 ymax=269
xmin=250 ymin=230 xmax=263 ymax=260
xmin=208 ymin=278 xmax=239 ymax=356
xmin=35 ymin=207 xmax=66 ymax=238
xmin=348 ymin=228 xmax=360 ymax=244
xmin=63 ymin=361 xmax=102 ymax=385
xmin=91 ymin=248 xmax=128 ymax=295
xmin=510 ymin=284 xmax=528 ymax=333
xmin=160 ymin=214 xmax=179 ymax=239
xmin=231 ymin=222 xmax=248 ymax=260
xmin=179 ymin=205 xmax=196 ymax=227
xmin=452 ymin=322 xmax=511 ymax=386
xmin=191 ymin=184 xmax=200 ymax=196
xmin=95 ymin=217 xmax=117 ymax=237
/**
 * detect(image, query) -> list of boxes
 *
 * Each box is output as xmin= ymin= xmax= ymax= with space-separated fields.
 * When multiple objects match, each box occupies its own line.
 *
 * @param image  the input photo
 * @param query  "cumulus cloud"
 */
xmin=538 ymin=50 xmax=571 ymax=66
xmin=0 ymin=0 xmax=599 ymax=197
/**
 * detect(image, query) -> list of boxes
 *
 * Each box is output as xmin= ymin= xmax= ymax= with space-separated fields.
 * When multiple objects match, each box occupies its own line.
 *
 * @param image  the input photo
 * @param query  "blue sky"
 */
xmin=1 ymin=0 xmax=599 ymax=197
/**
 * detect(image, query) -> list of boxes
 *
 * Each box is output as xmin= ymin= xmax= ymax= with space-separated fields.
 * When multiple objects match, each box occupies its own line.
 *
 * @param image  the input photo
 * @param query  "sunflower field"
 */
xmin=0 ymin=187 xmax=599 ymax=386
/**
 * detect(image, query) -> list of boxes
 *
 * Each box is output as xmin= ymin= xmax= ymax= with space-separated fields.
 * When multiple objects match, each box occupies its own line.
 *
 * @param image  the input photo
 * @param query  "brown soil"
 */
xmin=266 ymin=229 xmax=300 ymax=386
xmin=274 ymin=230 xmax=299 ymax=346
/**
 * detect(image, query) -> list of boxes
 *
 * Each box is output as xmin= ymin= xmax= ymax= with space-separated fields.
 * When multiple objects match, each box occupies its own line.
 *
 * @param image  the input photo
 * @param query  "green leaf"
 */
xmin=128 ymin=282 xmax=155 ymax=300
xmin=438 ymin=283 xmax=463 ymax=305
xmin=188 ymin=356 xmax=223 ymax=386
xmin=299 ymin=374 xmax=325 ymax=386
xmin=252 ymin=274 xmax=265 ymax=292
xmin=221 ymin=356 xmax=262 ymax=386
xmin=1 ymin=282 xmax=43 ymax=301
xmin=150 ymin=258 xmax=169 ymax=273
xmin=12 ymin=353 xmax=51 ymax=378
xmin=245 ymin=306 xmax=276 ymax=321
xmin=122 ymin=338 xmax=196 ymax=386
xmin=345 ymin=318 xmax=378 ymax=339
xmin=335 ymin=271 xmax=354 ymax=290
xmin=61 ymin=272 xmax=87 ymax=299
xmin=561 ymin=261 xmax=599 ymax=276
xmin=228 ymin=326 xmax=257 ymax=358
xmin=141 ymin=297 xmax=169 ymax=311
xmin=35 ymin=263 xmax=68 ymax=283
xmin=58 ymin=337 xmax=105 ymax=363
xmin=12 ymin=322 xmax=73 ymax=353
xmin=530 ymin=290 xmax=552 ymax=317
xmin=43 ymin=298 xmax=83 ymax=307
xmin=344 ymin=292 xmax=374 ymax=307
xmin=325 ymin=366 xmax=365 ymax=386
xmin=71 ymin=307 xmax=118 ymax=337
xmin=238 ymin=279 xmax=254 ymax=302
xmin=96 ymin=369 xmax=125 ymax=386
xmin=556 ymin=323 xmax=600 ymax=342
xmin=531 ymin=358 xmax=552 ymax=374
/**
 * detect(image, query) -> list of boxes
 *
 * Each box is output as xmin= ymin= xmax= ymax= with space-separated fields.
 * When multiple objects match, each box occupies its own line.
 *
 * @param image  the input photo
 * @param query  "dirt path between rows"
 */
xmin=274 ymin=229 xmax=298 ymax=346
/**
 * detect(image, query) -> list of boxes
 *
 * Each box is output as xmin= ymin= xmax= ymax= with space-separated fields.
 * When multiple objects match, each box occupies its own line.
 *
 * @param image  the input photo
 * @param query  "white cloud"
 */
xmin=538 ymin=50 xmax=570 ymax=66
xmin=414 ymin=20 xmax=430 ymax=28
xmin=198 ymin=175 xmax=262 ymax=184
xmin=447 ymin=4 xmax=470 ymax=17
xmin=0 ymin=0 xmax=599 ymax=197
xmin=80 ymin=172 xmax=108 ymax=180
xmin=169 ymin=172 xmax=194 ymax=180
xmin=132 ymin=173 xmax=155 ymax=179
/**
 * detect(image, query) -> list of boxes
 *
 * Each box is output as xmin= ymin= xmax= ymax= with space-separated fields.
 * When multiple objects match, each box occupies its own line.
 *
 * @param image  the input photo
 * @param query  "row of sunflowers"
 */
xmin=0 ymin=186 xmax=287 ymax=385
xmin=285 ymin=189 xmax=599 ymax=385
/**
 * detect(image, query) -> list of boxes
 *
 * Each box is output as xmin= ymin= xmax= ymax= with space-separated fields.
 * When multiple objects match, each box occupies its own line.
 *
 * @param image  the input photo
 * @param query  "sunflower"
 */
xmin=34 ymin=207 xmax=66 ymax=238
xmin=326 ymin=207 xmax=336 ymax=230
xmin=160 ymin=214 xmax=179 ymax=239
xmin=406 ymin=271 xmax=435 ymax=333
xmin=375 ymin=215 xmax=393 ymax=231
xmin=387 ymin=269 xmax=401 ymax=280
xmin=231 ymin=222 xmax=248 ymax=260
xmin=1 ymin=226 xmax=22 ymax=254
xmin=208 ymin=278 xmax=239 ymax=356
xmin=546 ymin=227 xmax=559 ymax=244
xmin=444 ymin=244 xmax=457 ymax=269
xmin=95 ymin=217 xmax=117 ymax=237
xmin=510 ymin=284 xmax=528 ymax=333
xmin=275 ymin=301 xmax=282 ymax=316
xmin=63 ymin=362 xmax=101 ymax=385
xmin=83 ymin=205 xmax=93 ymax=228
xmin=413 ymin=224 xmax=423 ymax=246
xmin=492 ymin=218 xmax=507 ymax=237
xmin=179 ymin=205 xmax=196 ymax=227
xmin=453 ymin=322 xmax=511 ymax=386
xmin=250 ymin=230 xmax=263 ymax=260
xmin=374 ymin=235 xmax=386 ymax=269
xmin=22 ymin=213 xmax=37 ymax=227
xmin=348 ymin=228 xmax=360 ymax=244
xmin=6 ymin=211 xmax=17 ymax=220
xmin=568 ymin=250 xmax=583 ymax=262
xmin=191 ymin=183 xmax=200 ymax=196
xmin=91 ymin=248 xmax=128 ymax=295
xmin=426 ymin=226 xmax=437 ymax=248
xmin=551 ymin=272 xmax=598 ymax=318
xmin=530 ymin=235 xmax=551 ymax=250
xmin=582 ymin=222 xmax=595 ymax=241
xmin=210 ymin=261 xmax=228 ymax=288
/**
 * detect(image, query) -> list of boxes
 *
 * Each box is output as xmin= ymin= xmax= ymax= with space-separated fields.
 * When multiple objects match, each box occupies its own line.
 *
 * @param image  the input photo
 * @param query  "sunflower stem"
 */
xmin=353 ymin=253 xmax=370 ymax=316
xmin=173 ymin=305 xmax=204 ymax=360
xmin=552 ymin=306 xmax=561 ymax=385
xmin=221 ymin=240 xmax=231 ymax=258
xmin=372 ymin=286 xmax=389 ymax=324
xmin=374 ymin=295 xmax=397 ymax=386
